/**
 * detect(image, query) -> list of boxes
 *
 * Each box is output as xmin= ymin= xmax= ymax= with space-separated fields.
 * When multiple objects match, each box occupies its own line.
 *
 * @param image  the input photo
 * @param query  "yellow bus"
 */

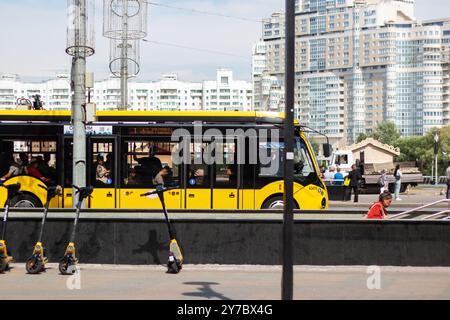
xmin=0 ymin=110 xmax=328 ymax=210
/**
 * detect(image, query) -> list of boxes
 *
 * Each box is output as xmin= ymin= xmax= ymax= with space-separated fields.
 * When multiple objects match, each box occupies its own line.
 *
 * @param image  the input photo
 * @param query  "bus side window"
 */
xmin=214 ymin=142 xmax=237 ymax=189
xmin=186 ymin=142 xmax=210 ymax=188
xmin=258 ymin=140 xmax=283 ymax=178
xmin=123 ymin=139 xmax=180 ymax=188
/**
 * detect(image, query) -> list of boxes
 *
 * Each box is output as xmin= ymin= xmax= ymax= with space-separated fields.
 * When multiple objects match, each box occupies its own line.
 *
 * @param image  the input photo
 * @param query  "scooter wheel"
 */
xmin=59 ymin=258 xmax=76 ymax=275
xmin=25 ymin=258 xmax=42 ymax=274
xmin=0 ymin=257 xmax=8 ymax=273
xmin=167 ymin=260 xmax=180 ymax=274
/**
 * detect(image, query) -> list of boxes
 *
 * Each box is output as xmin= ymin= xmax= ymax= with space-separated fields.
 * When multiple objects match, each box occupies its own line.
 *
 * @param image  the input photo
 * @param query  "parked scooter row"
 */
xmin=1 ymin=182 xmax=183 ymax=275
xmin=0 ymin=182 xmax=20 ymax=272
xmin=0 ymin=182 xmax=93 ymax=274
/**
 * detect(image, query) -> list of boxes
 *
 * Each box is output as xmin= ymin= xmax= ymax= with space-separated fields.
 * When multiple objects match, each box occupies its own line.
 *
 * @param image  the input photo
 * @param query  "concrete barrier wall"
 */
xmin=4 ymin=216 xmax=450 ymax=266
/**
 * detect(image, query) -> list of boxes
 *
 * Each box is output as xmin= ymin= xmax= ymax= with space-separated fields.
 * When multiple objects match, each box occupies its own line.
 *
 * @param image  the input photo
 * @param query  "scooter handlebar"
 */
xmin=1 ymin=182 xmax=21 ymax=190
xmin=140 ymin=186 xmax=180 ymax=197
xmin=1 ymin=182 xmax=22 ymax=200
xmin=72 ymin=185 xmax=94 ymax=200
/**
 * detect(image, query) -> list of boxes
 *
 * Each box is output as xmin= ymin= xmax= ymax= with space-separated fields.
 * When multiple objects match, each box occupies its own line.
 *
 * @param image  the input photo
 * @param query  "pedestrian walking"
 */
xmin=346 ymin=164 xmax=362 ymax=203
xmin=446 ymin=161 xmax=450 ymax=199
xmin=394 ymin=164 xmax=402 ymax=201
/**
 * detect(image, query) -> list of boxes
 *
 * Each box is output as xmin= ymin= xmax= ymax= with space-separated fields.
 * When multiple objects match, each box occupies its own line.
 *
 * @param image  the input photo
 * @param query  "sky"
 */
xmin=0 ymin=0 xmax=449 ymax=83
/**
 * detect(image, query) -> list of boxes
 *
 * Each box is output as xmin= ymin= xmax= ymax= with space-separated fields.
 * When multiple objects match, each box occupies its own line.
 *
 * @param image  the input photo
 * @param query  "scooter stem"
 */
xmin=38 ymin=202 xmax=50 ymax=243
xmin=69 ymin=201 xmax=83 ymax=244
xmin=1 ymin=203 xmax=9 ymax=240
xmin=157 ymin=190 xmax=175 ymax=240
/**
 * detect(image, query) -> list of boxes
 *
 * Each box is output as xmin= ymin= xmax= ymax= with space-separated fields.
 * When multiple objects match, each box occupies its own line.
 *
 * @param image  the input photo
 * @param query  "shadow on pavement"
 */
xmin=182 ymin=281 xmax=231 ymax=300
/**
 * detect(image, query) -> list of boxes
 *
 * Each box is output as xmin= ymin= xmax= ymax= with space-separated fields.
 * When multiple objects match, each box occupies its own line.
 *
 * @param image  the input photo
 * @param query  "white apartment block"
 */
xmin=0 ymin=69 xmax=253 ymax=112
xmin=0 ymin=73 xmax=71 ymax=110
xmin=252 ymin=41 xmax=285 ymax=111
xmin=257 ymin=0 xmax=450 ymax=148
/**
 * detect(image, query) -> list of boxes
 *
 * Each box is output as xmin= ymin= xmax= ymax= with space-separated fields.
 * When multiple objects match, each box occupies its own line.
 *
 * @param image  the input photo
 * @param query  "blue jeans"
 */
xmin=394 ymin=180 xmax=401 ymax=199
xmin=447 ymin=181 xmax=450 ymax=199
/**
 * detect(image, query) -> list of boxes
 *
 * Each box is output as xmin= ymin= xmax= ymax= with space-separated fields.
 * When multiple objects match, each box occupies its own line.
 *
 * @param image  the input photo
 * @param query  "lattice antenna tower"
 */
xmin=103 ymin=0 xmax=148 ymax=110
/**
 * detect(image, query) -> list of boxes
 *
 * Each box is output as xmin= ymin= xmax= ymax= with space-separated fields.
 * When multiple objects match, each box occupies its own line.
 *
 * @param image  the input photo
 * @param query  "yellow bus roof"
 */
xmin=0 ymin=110 xmax=300 ymax=125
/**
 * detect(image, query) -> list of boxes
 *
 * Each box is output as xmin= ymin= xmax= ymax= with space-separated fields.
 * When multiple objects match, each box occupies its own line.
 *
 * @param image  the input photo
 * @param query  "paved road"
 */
xmin=1 ymin=264 xmax=449 ymax=300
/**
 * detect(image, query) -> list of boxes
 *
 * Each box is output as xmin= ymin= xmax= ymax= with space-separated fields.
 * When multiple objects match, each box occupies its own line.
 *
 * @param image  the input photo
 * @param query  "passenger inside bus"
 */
xmin=0 ymin=153 xmax=21 ymax=181
xmin=37 ymin=154 xmax=56 ymax=183
xmin=18 ymin=153 xmax=29 ymax=174
xmin=153 ymin=166 xmax=174 ymax=186
xmin=95 ymin=155 xmax=111 ymax=187
xmin=124 ymin=168 xmax=140 ymax=185
xmin=133 ymin=144 xmax=162 ymax=181
xmin=187 ymin=165 xmax=208 ymax=187
xmin=226 ymin=164 xmax=237 ymax=186
xmin=27 ymin=157 xmax=51 ymax=183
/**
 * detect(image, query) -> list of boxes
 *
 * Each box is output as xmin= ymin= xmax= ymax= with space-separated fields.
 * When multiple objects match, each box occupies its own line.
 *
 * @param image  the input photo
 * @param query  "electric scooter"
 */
xmin=0 ymin=182 xmax=21 ymax=273
xmin=58 ymin=185 xmax=93 ymax=275
xmin=141 ymin=185 xmax=183 ymax=274
xmin=25 ymin=185 xmax=62 ymax=274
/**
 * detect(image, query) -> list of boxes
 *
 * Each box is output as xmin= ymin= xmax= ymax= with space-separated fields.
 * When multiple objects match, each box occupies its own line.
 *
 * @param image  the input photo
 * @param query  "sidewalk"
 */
xmin=329 ymin=186 xmax=449 ymax=209
xmin=1 ymin=264 xmax=449 ymax=300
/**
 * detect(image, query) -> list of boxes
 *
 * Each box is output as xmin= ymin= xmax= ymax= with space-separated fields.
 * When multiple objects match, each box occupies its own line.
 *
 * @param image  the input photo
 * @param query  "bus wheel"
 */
xmin=262 ymin=196 xmax=299 ymax=210
xmin=10 ymin=194 xmax=42 ymax=208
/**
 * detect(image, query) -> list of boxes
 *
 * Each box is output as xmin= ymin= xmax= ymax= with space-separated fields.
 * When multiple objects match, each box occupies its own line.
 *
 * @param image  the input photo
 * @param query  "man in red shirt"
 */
xmin=27 ymin=158 xmax=51 ymax=183
xmin=366 ymin=191 xmax=393 ymax=219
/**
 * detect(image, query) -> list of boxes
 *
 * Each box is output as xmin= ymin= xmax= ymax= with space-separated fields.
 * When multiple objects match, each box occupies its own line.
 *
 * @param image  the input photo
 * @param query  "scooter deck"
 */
xmin=170 ymin=239 xmax=183 ymax=264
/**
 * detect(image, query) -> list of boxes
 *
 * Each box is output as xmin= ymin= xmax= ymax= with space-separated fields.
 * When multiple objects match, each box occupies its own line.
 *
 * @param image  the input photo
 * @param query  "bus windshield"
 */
xmin=293 ymin=137 xmax=316 ymax=179
xmin=259 ymin=136 xmax=319 ymax=185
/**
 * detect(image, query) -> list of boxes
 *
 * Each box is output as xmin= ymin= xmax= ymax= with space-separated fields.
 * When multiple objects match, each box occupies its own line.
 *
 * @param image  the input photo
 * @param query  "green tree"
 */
xmin=371 ymin=122 xmax=400 ymax=146
xmin=356 ymin=122 xmax=400 ymax=145
xmin=394 ymin=126 xmax=450 ymax=175
xmin=356 ymin=133 xmax=368 ymax=143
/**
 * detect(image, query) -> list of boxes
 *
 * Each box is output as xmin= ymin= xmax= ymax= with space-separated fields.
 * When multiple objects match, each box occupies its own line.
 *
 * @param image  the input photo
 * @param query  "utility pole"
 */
xmin=434 ymin=133 xmax=439 ymax=185
xmin=282 ymin=0 xmax=295 ymax=301
xmin=67 ymin=0 xmax=95 ymax=208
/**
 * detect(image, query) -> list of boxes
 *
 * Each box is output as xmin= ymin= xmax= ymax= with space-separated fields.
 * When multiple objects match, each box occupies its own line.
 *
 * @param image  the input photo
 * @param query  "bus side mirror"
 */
xmin=323 ymin=143 xmax=332 ymax=158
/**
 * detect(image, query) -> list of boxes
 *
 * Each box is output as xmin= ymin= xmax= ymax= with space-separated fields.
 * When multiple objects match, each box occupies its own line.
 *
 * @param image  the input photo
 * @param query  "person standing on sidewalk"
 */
xmin=378 ymin=170 xmax=389 ymax=194
xmin=347 ymin=164 xmax=362 ymax=203
xmin=446 ymin=161 xmax=450 ymax=199
xmin=394 ymin=164 xmax=402 ymax=201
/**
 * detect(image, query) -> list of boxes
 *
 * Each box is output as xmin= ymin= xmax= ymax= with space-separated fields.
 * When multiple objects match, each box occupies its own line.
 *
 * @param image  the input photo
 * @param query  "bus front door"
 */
xmin=88 ymin=137 xmax=117 ymax=209
xmin=211 ymin=141 xmax=241 ymax=210
xmin=185 ymin=163 xmax=212 ymax=209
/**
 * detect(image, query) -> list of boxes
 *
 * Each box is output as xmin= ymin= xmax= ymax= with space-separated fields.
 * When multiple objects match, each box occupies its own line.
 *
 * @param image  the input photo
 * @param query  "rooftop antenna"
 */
xmin=103 ymin=0 xmax=148 ymax=110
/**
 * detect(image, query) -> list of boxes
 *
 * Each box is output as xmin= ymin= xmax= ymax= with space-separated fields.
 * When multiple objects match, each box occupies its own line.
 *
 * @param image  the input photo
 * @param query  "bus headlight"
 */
xmin=321 ymin=197 xmax=327 ymax=209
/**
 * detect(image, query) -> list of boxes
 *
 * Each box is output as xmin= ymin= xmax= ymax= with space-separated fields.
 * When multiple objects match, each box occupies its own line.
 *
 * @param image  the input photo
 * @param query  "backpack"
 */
xmin=377 ymin=176 xmax=384 ymax=188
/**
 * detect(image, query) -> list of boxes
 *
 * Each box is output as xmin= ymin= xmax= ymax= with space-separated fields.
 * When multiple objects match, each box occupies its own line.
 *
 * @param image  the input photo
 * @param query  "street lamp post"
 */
xmin=434 ymin=133 xmax=439 ymax=185
xmin=282 ymin=0 xmax=295 ymax=301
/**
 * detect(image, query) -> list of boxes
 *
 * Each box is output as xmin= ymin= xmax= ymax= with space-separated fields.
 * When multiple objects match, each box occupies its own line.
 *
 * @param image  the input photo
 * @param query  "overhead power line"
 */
xmin=144 ymin=1 xmax=263 ymax=23
xmin=142 ymin=39 xmax=251 ymax=60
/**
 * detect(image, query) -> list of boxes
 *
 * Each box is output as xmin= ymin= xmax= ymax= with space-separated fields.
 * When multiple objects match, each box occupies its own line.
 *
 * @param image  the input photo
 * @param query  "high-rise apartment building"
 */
xmin=0 ymin=69 xmax=253 ymax=112
xmin=252 ymin=41 xmax=285 ymax=111
xmin=256 ymin=0 xmax=450 ymax=148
